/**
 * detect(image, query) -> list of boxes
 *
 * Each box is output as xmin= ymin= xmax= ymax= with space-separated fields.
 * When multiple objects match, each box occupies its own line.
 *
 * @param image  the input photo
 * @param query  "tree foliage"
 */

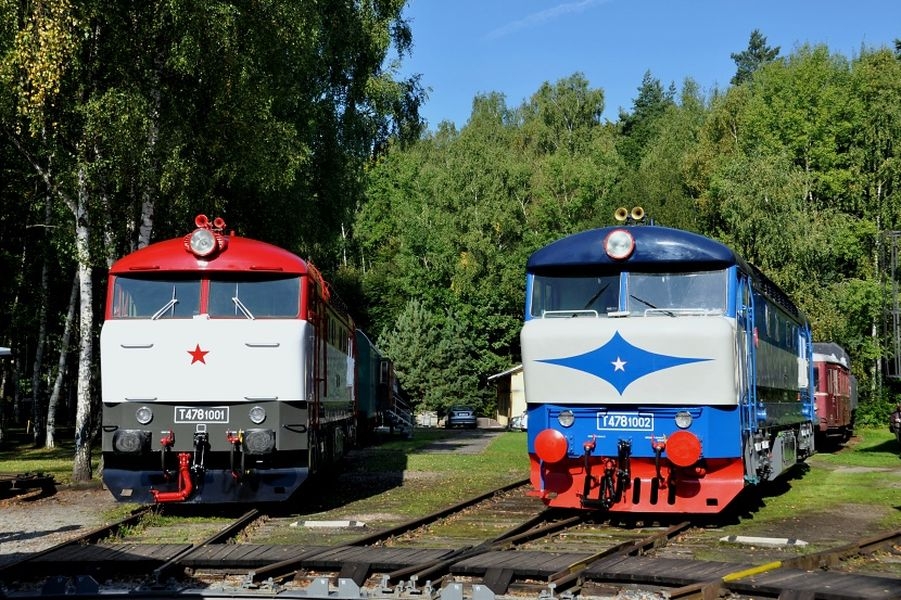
xmin=0 ymin=0 xmax=421 ymax=472
xmin=731 ymin=29 xmax=780 ymax=85
xmin=2 ymin=15 xmax=901 ymax=451
xmin=357 ymin=41 xmax=901 ymax=428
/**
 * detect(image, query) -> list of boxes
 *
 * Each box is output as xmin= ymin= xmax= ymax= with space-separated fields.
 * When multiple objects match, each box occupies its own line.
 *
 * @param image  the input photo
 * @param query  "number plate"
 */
xmin=596 ymin=412 xmax=654 ymax=431
xmin=174 ymin=406 xmax=230 ymax=423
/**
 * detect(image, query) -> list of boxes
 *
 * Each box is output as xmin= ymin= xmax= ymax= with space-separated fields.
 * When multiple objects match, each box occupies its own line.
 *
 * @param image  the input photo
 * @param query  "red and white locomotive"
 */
xmin=101 ymin=215 xmax=392 ymax=503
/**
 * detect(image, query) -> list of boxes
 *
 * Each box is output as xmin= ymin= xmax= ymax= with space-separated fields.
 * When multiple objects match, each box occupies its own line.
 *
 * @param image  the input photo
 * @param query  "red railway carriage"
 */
xmin=811 ymin=342 xmax=856 ymax=444
xmin=101 ymin=215 xmax=360 ymax=503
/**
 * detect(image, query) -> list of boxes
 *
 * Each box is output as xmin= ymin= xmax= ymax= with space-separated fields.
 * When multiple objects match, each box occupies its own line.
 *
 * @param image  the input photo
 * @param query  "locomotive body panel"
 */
xmin=101 ymin=319 xmax=310 ymax=404
xmin=521 ymin=316 xmax=738 ymax=407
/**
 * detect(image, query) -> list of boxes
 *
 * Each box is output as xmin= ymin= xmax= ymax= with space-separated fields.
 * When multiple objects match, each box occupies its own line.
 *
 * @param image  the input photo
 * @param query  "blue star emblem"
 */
xmin=538 ymin=331 xmax=711 ymax=394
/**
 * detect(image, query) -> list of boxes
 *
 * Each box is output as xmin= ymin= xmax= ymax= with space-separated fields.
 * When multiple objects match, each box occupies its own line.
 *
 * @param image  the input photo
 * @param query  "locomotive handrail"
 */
xmin=541 ymin=309 xmax=599 ymax=318
xmin=643 ymin=308 xmax=723 ymax=317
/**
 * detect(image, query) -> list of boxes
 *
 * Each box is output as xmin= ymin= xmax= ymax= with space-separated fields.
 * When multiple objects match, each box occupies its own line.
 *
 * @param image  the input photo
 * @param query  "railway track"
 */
xmin=0 ymin=472 xmax=55 ymax=499
xmin=2 ymin=477 xmax=898 ymax=599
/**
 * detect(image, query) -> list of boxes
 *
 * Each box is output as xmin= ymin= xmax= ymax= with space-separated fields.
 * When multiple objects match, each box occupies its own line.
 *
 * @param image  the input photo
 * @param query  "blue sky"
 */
xmin=397 ymin=0 xmax=901 ymax=129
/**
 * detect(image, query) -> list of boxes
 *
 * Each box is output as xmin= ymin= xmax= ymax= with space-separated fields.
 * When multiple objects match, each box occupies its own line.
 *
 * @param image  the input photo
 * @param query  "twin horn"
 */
xmin=614 ymin=206 xmax=645 ymax=222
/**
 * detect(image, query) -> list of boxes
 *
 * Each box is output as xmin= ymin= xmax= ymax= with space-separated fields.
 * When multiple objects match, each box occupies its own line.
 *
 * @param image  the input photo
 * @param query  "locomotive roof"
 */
xmin=109 ymin=234 xmax=310 ymax=275
xmin=527 ymin=225 xmax=805 ymax=320
xmin=813 ymin=342 xmax=850 ymax=367
xmin=526 ymin=225 xmax=746 ymax=274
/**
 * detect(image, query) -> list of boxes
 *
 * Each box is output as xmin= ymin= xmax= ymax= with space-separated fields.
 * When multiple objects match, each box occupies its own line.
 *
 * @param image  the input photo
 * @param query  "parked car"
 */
xmin=446 ymin=406 xmax=477 ymax=429
xmin=509 ymin=410 xmax=528 ymax=431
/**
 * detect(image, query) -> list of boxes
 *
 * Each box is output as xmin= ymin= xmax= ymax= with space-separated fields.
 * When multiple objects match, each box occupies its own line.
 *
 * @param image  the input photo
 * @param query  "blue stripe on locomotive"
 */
xmin=529 ymin=404 xmax=743 ymax=459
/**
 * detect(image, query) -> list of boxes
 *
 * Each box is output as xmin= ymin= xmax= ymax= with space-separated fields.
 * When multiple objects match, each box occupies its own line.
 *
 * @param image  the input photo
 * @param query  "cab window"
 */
xmin=626 ymin=270 xmax=727 ymax=315
xmin=110 ymin=276 xmax=200 ymax=319
xmin=208 ymin=276 xmax=300 ymax=318
xmin=530 ymin=274 xmax=620 ymax=317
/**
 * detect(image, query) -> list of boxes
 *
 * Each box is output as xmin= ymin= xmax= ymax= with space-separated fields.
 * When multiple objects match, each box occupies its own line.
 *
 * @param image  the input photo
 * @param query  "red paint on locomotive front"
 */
xmin=528 ymin=452 xmax=745 ymax=513
xmin=105 ymin=235 xmax=321 ymax=320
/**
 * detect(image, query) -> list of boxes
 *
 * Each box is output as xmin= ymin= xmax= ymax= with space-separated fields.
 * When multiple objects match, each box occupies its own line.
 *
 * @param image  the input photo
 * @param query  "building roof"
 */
xmin=488 ymin=364 xmax=523 ymax=382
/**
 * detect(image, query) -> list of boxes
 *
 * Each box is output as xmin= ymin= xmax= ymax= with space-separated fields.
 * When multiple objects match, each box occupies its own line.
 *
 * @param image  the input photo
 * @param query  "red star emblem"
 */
xmin=188 ymin=344 xmax=209 ymax=364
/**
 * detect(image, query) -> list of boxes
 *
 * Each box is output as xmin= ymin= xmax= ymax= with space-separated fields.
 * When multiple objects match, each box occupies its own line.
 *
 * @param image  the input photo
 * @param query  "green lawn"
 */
xmin=0 ymin=433 xmax=100 ymax=485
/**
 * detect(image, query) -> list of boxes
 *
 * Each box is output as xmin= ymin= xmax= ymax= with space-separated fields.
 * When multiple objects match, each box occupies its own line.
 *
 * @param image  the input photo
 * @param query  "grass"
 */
xmin=743 ymin=427 xmax=901 ymax=529
xmin=333 ymin=429 xmax=530 ymax=516
xmin=0 ymin=433 xmax=100 ymax=486
xmin=341 ymin=427 xmax=901 ymax=532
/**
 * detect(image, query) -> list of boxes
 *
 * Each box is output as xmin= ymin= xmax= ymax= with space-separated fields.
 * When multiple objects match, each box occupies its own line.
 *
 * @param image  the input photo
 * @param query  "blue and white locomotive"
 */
xmin=522 ymin=210 xmax=815 ymax=513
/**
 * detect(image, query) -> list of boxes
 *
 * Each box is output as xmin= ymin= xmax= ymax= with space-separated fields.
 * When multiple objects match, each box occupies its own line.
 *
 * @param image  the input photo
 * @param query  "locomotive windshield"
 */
xmin=110 ymin=274 xmax=300 ymax=319
xmin=626 ymin=270 xmax=727 ymax=315
xmin=110 ymin=277 xmax=201 ymax=319
xmin=530 ymin=269 xmax=727 ymax=317
xmin=531 ymin=274 xmax=620 ymax=317
xmin=208 ymin=276 xmax=300 ymax=318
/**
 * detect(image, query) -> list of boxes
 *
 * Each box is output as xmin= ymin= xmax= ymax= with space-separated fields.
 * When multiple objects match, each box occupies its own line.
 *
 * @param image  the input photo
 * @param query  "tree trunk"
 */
xmin=11 ymin=241 xmax=27 ymax=426
xmin=46 ymin=272 xmax=78 ymax=449
xmin=0 ymin=356 xmax=8 ymax=444
xmin=72 ymin=167 xmax=94 ymax=482
xmin=136 ymin=52 xmax=161 ymax=251
xmin=31 ymin=258 xmax=49 ymax=447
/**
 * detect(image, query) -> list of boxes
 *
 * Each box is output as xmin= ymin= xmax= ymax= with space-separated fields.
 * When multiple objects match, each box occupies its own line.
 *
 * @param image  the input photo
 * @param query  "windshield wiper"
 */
xmin=583 ymin=283 xmax=610 ymax=310
xmin=232 ymin=296 xmax=255 ymax=320
xmin=630 ymin=294 xmax=656 ymax=309
xmin=151 ymin=298 xmax=178 ymax=320
xmin=629 ymin=294 xmax=676 ymax=317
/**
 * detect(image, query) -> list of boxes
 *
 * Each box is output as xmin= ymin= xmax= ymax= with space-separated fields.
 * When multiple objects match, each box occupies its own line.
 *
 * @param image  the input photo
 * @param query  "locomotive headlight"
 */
xmin=557 ymin=410 xmax=575 ymax=428
xmin=243 ymin=429 xmax=276 ymax=455
xmin=135 ymin=406 xmax=153 ymax=425
xmin=189 ymin=228 xmax=216 ymax=257
xmin=674 ymin=411 xmax=693 ymax=429
xmin=604 ymin=229 xmax=635 ymax=260
xmin=113 ymin=430 xmax=151 ymax=454
xmin=248 ymin=405 xmax=266 ymax=424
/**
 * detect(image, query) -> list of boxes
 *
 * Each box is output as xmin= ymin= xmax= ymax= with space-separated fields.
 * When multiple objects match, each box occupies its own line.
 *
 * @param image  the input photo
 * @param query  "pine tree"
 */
xmin=731 ymin=29 xmax=781 ymax=85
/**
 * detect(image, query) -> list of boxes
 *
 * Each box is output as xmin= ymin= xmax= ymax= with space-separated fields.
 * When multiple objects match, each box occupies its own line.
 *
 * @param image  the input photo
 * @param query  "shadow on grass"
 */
xmin=287 ymin=428 xmax=503 ymax=516
xmin=853 ymin=439 xmax=901 ymax=455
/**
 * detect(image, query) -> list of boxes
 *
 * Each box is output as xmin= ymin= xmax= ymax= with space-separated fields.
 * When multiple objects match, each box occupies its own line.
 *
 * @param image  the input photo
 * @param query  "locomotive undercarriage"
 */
xmin=104 ymin=426 xmax=337 ymax=505
xmin=103 ymin=417 xmax=357 ymax=503
xmin=103 ymin=440 xmax=312 ymax=504
xmin=531 ymin=419 xmax=816 ymax=513
xmin=102 ymin=396 xmax=356 ymax=503
xmin=742 ymin=422 xmax=815 ymax=484
xmin=531 ymin=442 xmax=746 ymax=513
